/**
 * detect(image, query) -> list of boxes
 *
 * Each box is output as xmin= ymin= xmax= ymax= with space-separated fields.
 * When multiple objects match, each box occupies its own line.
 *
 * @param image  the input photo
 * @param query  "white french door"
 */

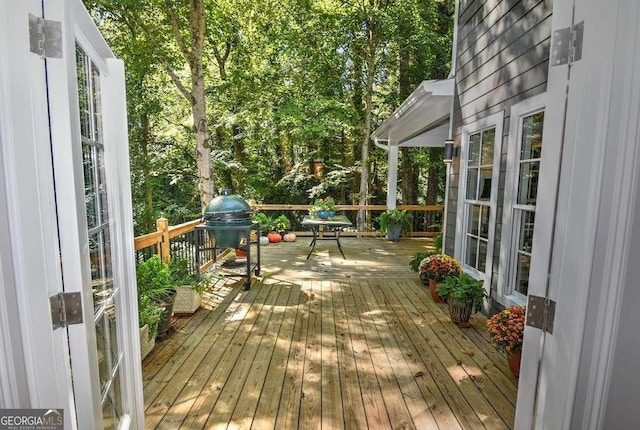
xmin=516 ymin=0 xmax=639 ymax=428
xmin=45 ymin=1 xmax=143 ymax=428
xmin=1 ymin=0 xmax=143 ymax=428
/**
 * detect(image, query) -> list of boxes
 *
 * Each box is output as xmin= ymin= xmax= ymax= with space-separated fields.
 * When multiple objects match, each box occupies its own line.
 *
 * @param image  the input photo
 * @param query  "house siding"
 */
xmin=446 ymin=0 xmax=552 ymax=304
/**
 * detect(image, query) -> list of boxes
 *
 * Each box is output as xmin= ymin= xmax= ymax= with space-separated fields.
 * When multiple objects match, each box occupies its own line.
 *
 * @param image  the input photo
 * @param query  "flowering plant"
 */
xmin=486 ymin=306 xmax=526 ymax=354
xmin=418 ymin=254 xmax=461 ymax=281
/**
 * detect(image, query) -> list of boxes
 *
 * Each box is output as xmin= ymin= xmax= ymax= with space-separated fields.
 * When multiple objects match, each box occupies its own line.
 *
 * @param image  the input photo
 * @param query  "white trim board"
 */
xmin=497 ymin=93 xmax=546 ymax=306
xmin=454 ymin=110 xmax=504 ymax=293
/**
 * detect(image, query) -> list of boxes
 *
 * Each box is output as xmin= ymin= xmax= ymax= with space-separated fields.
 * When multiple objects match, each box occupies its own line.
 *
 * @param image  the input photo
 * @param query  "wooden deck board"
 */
xmin=143 ymin=238 xmax=517 ymax=429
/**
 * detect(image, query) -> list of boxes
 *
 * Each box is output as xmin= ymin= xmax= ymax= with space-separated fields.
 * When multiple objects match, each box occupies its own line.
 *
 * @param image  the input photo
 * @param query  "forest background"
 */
xmin=84 ymin=0 xmax=454 ymax=235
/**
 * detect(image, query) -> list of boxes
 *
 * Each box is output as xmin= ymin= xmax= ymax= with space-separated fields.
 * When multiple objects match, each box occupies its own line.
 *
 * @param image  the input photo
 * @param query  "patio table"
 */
xmin=301 ymin=215 xmax=353 ymax=260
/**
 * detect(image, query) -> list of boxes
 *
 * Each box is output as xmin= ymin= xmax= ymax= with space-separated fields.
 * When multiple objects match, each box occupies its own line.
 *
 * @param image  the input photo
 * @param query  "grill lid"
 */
xmin=203 ymin=189 xmax=252 ymax=221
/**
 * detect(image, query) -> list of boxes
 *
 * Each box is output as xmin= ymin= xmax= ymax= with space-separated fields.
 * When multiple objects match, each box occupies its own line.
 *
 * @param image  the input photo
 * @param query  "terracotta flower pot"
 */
xmin=428 ymin=278 xmax=443 ymax=303
xmin=507 ymin=350 xmax=522 ymax=377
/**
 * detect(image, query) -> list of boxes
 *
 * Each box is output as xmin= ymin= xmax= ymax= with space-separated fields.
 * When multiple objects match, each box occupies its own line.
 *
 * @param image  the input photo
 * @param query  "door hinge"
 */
xmin=50 ymin=292 xmax=83 ymax=330
xmin=29 ymin=13 xmax=63 ymax=59
xmin=525 ymin=295 xmax=556 ymax=334
xmin=551 ymin=21 xmax=584 ymax=66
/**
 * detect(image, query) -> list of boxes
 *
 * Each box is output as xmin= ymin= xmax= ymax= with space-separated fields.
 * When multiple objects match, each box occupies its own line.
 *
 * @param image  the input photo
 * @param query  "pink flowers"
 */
xmin=418 ymin=254 xmax=461 ymax=281
xmin=486 ymin=306 xmax=526 ymax=354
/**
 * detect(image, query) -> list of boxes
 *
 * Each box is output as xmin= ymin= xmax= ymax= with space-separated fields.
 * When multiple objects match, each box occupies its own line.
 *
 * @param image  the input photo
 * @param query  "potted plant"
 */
xmin=251 ymin=212 xmax=272 ymax=235
xmin=271 ymin=214 xmax=291 ymax=233
xmin=409 ymin=251 xmax=433 ymax=285
xmin=136 ymin=255 xmax=176 ymax=338
xmin=169 ymin=256 xmax=205 ymax=315
xmin=486 ymin=305 xmax=526 ymax=377
xmin=379 ymin=209 xmax=412 ymax=241
xmin=309 ymin=197 xmax=336 ymax=219
xmin=418 ymin=254 xmax=461 ymax=302
xmin=436 ymin=273 xmax=487 ymax=327
xmin=137 ymin=294 xmax=164 ymax=360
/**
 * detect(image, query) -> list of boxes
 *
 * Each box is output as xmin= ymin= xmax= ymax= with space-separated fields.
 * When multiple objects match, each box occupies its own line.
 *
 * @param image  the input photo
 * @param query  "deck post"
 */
xmin=156 ymin=217 xmax=170 ymax=263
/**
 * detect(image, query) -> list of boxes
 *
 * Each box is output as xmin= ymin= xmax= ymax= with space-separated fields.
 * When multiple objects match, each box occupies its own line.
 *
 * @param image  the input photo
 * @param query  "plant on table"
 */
xmin=309 ymin=197 xmax=336 ymax=218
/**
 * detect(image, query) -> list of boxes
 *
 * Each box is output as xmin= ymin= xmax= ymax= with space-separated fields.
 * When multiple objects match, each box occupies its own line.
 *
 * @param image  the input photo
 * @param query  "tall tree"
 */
xmin=89 ymin=0 xmax=212 ymax=209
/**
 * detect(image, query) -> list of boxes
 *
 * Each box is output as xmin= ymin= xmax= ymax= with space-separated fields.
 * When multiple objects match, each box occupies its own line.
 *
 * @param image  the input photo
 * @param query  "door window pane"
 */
xmin=83 ymin=145 xmax=97 ymax=229
xmin=77 ymin=45 xmax=123 ymax=427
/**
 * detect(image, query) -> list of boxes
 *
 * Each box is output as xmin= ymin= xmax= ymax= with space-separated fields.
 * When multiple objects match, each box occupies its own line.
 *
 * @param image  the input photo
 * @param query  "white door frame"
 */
xmin=0 ymin=1 xmax=142 ymax=428
xmin=0 ymin=0 xmax=76 ymax=416
xmin=517 ymin=0 xmax=640 ymax=428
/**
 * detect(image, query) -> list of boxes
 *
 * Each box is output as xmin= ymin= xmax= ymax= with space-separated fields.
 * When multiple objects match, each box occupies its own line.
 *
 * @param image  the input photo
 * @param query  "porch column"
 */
xmin=386 ymin=144 xmax=399 ymax=209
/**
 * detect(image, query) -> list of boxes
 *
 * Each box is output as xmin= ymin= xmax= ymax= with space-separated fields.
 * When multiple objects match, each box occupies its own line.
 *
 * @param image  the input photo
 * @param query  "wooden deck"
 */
xmin=142 ymin=238 xmax=517 ymax=429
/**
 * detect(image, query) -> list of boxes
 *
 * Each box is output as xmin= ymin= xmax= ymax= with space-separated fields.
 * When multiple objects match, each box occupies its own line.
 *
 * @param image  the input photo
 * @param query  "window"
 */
xmin=498 ymin=94 xmax=545 ymax=305
xmin=455 ymin=112 xmax=504 ymax=288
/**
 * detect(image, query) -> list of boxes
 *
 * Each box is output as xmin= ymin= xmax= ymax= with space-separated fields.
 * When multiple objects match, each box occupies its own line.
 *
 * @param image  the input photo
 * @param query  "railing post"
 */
xmin=156 ymin=217 xmax=170 ymax=264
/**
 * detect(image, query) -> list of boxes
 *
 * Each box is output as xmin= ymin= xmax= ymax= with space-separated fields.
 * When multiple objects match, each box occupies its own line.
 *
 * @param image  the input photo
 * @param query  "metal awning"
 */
xmin=373 ymin=79 xmax=454 ymax=150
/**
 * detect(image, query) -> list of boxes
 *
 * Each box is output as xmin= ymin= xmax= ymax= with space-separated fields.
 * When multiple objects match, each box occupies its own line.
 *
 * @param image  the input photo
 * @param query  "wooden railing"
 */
xmin=133 ymin=204 xmax=443 ymax=270
xmin=252 ymin=204 xmax=444 ymax=238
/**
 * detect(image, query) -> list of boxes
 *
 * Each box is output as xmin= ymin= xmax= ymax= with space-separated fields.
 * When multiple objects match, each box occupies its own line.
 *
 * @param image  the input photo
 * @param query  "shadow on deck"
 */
xmin=142 ymin=238 xmax=517 ymax=429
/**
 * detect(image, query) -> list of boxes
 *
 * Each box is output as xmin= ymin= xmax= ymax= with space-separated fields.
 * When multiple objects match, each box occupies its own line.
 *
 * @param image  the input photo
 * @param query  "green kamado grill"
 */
xmin=203 ymin=189 xmax=253 ymax=248
xmin=198 ymin=189 xmax=261 ymax=290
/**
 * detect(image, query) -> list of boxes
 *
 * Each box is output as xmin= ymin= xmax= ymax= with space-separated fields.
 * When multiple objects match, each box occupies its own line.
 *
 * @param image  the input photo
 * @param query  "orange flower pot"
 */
xmin=507 ymin=350 xmax=522 ymax=377
xmin=428 ymin=278 xmax=443 ymax=303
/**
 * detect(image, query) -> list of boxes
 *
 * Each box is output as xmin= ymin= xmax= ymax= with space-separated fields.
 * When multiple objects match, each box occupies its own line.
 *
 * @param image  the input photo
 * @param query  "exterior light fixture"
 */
xmin=444 ymin=139 xmax=456 ymax=164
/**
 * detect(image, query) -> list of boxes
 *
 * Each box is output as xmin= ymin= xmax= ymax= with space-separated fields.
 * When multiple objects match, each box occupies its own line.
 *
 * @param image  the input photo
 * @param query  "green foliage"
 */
xmin=270 ymin=214 xmax=291 ymax=232
xmin=84 ymin=0 xmax=454 ymax=224
xmin=136 ymin=255 xmax=174 ymax=300
xmin=252 ymin=212 xmax=272 ymax=233
xmin=409 ymin=251 xmax=434 ymax=272
xmin=137 ymin=294 xmax=165 ymax=339
xmin=169 ymin=256 xmax=200 ymax=286
xmin=436 ymin=273 xmax=487 ymax=313
xmin=379 ymin=209 xmax=412 ymax=233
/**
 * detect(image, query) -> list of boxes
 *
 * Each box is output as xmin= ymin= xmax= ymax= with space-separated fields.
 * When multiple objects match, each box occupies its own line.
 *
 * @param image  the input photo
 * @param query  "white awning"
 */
xmin=373 ymin=79 xmax=454 ymax=150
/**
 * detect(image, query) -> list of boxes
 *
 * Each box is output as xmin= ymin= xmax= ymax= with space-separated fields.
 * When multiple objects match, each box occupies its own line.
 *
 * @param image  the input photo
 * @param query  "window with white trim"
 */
xmin=498 ymin=94 xmax=545 ymax=305
xmin=455 ymin=112 xmax=504 ymax=288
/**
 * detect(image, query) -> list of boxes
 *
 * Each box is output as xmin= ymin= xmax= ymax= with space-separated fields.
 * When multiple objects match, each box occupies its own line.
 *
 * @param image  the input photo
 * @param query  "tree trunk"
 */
xmin=232 ymin=124 xmax=245 ymax=193
xmin=426 ymin=148 xmax=443 ymax=226
xmin=398 ymin=21 xmax=416 ymax=205
xmin=140 ymin=112 xmax=154 ymax=233
xmin=357 ymin=30 xmax=378 ymax=231
xmin=189 ymin=0 xmax=212 ymax=210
